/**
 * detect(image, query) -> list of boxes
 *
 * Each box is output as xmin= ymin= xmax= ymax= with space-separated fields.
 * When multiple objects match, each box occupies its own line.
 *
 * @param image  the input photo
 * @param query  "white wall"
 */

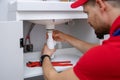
xmin=0 ymin=0 xmax=13 ymax=21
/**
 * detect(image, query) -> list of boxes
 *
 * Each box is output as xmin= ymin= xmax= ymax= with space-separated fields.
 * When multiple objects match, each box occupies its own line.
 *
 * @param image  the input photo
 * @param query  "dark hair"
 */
xmin=87 ymin=0 xmax=120 ymax=8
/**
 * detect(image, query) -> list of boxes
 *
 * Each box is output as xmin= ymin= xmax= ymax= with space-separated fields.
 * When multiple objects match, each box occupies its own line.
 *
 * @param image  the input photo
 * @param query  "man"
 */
xmin=40 ymin=0 xmax=120 ymax=80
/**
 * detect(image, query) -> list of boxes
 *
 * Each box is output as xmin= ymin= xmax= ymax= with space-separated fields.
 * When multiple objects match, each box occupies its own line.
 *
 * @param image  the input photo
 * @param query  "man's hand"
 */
xmin=52 ymin=30 xmax=67 ymax=42
xmin=41 ymin=44 xmax=56 ymax=56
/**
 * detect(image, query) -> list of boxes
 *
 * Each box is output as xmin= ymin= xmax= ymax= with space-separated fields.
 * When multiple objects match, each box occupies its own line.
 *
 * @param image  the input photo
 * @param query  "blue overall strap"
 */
xmin=113 ymin=28 xmax=120 ymax=36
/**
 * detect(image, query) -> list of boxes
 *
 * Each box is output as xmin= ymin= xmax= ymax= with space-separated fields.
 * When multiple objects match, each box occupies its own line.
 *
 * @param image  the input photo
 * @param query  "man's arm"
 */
xmin=42 ymin=57 xmax=79 ymax=80
xmin=64 ymin=34 xmax=98 ymax=53
xmin=53 ymin=30 xmax=98 ymax=53
xmin=41 ymin=44 xmax=79 ymax=80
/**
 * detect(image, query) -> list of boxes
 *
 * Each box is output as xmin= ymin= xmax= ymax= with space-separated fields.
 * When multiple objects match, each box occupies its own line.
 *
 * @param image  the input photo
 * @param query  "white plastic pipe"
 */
xmin=47 ymin=30 xmax=56 ymax=59
xmin=47 ymin=30 xmax=56 ymax=49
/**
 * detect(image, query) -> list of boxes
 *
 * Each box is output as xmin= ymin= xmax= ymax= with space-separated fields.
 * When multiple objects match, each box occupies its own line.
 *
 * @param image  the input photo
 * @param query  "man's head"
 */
xmin=71 ymin=0 xmax=120 ymax=39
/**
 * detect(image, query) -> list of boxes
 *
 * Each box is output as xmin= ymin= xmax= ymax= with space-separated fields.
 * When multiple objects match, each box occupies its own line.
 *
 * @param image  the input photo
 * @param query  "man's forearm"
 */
xmin=42 ymin=57 xmax=57 ymax=80
xmin=64 ymin=34 xmax=99 ymax=53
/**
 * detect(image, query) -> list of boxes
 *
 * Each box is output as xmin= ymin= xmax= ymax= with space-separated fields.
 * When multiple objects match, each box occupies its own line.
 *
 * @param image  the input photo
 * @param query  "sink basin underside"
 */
xmin=29 ymin=19 xmax=71 ymax=25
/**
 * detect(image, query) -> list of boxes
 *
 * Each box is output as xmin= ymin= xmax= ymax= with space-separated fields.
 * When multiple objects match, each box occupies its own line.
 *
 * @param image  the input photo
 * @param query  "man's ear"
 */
xmin=96 ymin=0 xmax=106 ymax=11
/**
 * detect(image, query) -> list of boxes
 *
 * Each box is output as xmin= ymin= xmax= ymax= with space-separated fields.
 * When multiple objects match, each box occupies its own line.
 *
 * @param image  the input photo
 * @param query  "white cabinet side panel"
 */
xmin=0 ymin=21 xmax=23 ymax=80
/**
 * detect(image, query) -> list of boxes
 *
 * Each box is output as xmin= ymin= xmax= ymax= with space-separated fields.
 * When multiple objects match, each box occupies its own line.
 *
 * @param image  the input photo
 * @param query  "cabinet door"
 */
xmin=0 ymin=21 xmax=23 ymax=80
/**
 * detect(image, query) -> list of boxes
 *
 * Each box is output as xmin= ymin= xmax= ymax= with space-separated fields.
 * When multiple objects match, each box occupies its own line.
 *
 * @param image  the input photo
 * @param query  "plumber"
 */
xmin=40 ymin=0 xmax=120 ymax=80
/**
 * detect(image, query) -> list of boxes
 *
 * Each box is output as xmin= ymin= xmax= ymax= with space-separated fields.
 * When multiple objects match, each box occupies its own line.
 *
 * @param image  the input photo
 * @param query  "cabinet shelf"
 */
xmin=24 ymin=48 xmax=83 ymax=78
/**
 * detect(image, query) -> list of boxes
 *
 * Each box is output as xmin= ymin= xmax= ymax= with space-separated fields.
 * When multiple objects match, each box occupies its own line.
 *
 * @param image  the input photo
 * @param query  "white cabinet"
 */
xmin=0 ymin=21 xmax=23 ymax=80
xmin=0 ymin=20 xmax=83 ymax=80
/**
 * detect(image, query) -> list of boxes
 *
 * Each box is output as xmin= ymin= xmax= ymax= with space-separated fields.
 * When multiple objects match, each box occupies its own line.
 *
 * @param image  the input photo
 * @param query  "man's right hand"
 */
xmin=52 ymin=30 xmax=67 ymax=42
xmin=52 ymin=30 xmax=98 ymax=53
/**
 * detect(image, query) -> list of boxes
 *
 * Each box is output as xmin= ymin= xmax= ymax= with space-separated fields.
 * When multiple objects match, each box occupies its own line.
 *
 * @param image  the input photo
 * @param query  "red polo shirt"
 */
xmin=73 ymin=16 xmax=120 ymax=80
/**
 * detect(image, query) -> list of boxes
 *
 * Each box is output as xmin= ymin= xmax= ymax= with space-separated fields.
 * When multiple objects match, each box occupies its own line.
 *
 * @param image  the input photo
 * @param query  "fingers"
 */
xmin=46 ymin=30 xmax=59 ymax=40
xmin=53 ymin=30 xmax=63 ymax=41
xmin=41 ymin=43 xmax=56 ymax=56
xmin=53 ymin=30 xmax=60 ymax=34
xmin=46 ymin=30 xmax=65 ymax=42
xmin=53 ymin=34 xmax=60 ymax=41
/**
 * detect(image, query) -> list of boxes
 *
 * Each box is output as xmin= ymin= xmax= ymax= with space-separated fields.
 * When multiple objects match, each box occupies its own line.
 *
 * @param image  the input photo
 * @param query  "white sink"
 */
xmin=29 ymin=19 xmax=71 ymax=25
xmin=29 ymin=19 xmax=71 ymax=29
xmin=14 ymin=1 xmax=82 ymax=11
xmin=8 ymin=1 xmax=87 ymax=21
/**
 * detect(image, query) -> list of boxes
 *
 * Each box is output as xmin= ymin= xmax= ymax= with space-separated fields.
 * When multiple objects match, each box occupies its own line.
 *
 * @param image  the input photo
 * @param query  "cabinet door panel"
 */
xmin=0 ymin=21 xmax=23 ymax=80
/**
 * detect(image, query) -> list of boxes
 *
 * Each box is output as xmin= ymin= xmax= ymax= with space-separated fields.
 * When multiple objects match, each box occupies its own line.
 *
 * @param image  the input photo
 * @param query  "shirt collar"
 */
xmin=110 ymin=16 xmax=120 ymax=36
